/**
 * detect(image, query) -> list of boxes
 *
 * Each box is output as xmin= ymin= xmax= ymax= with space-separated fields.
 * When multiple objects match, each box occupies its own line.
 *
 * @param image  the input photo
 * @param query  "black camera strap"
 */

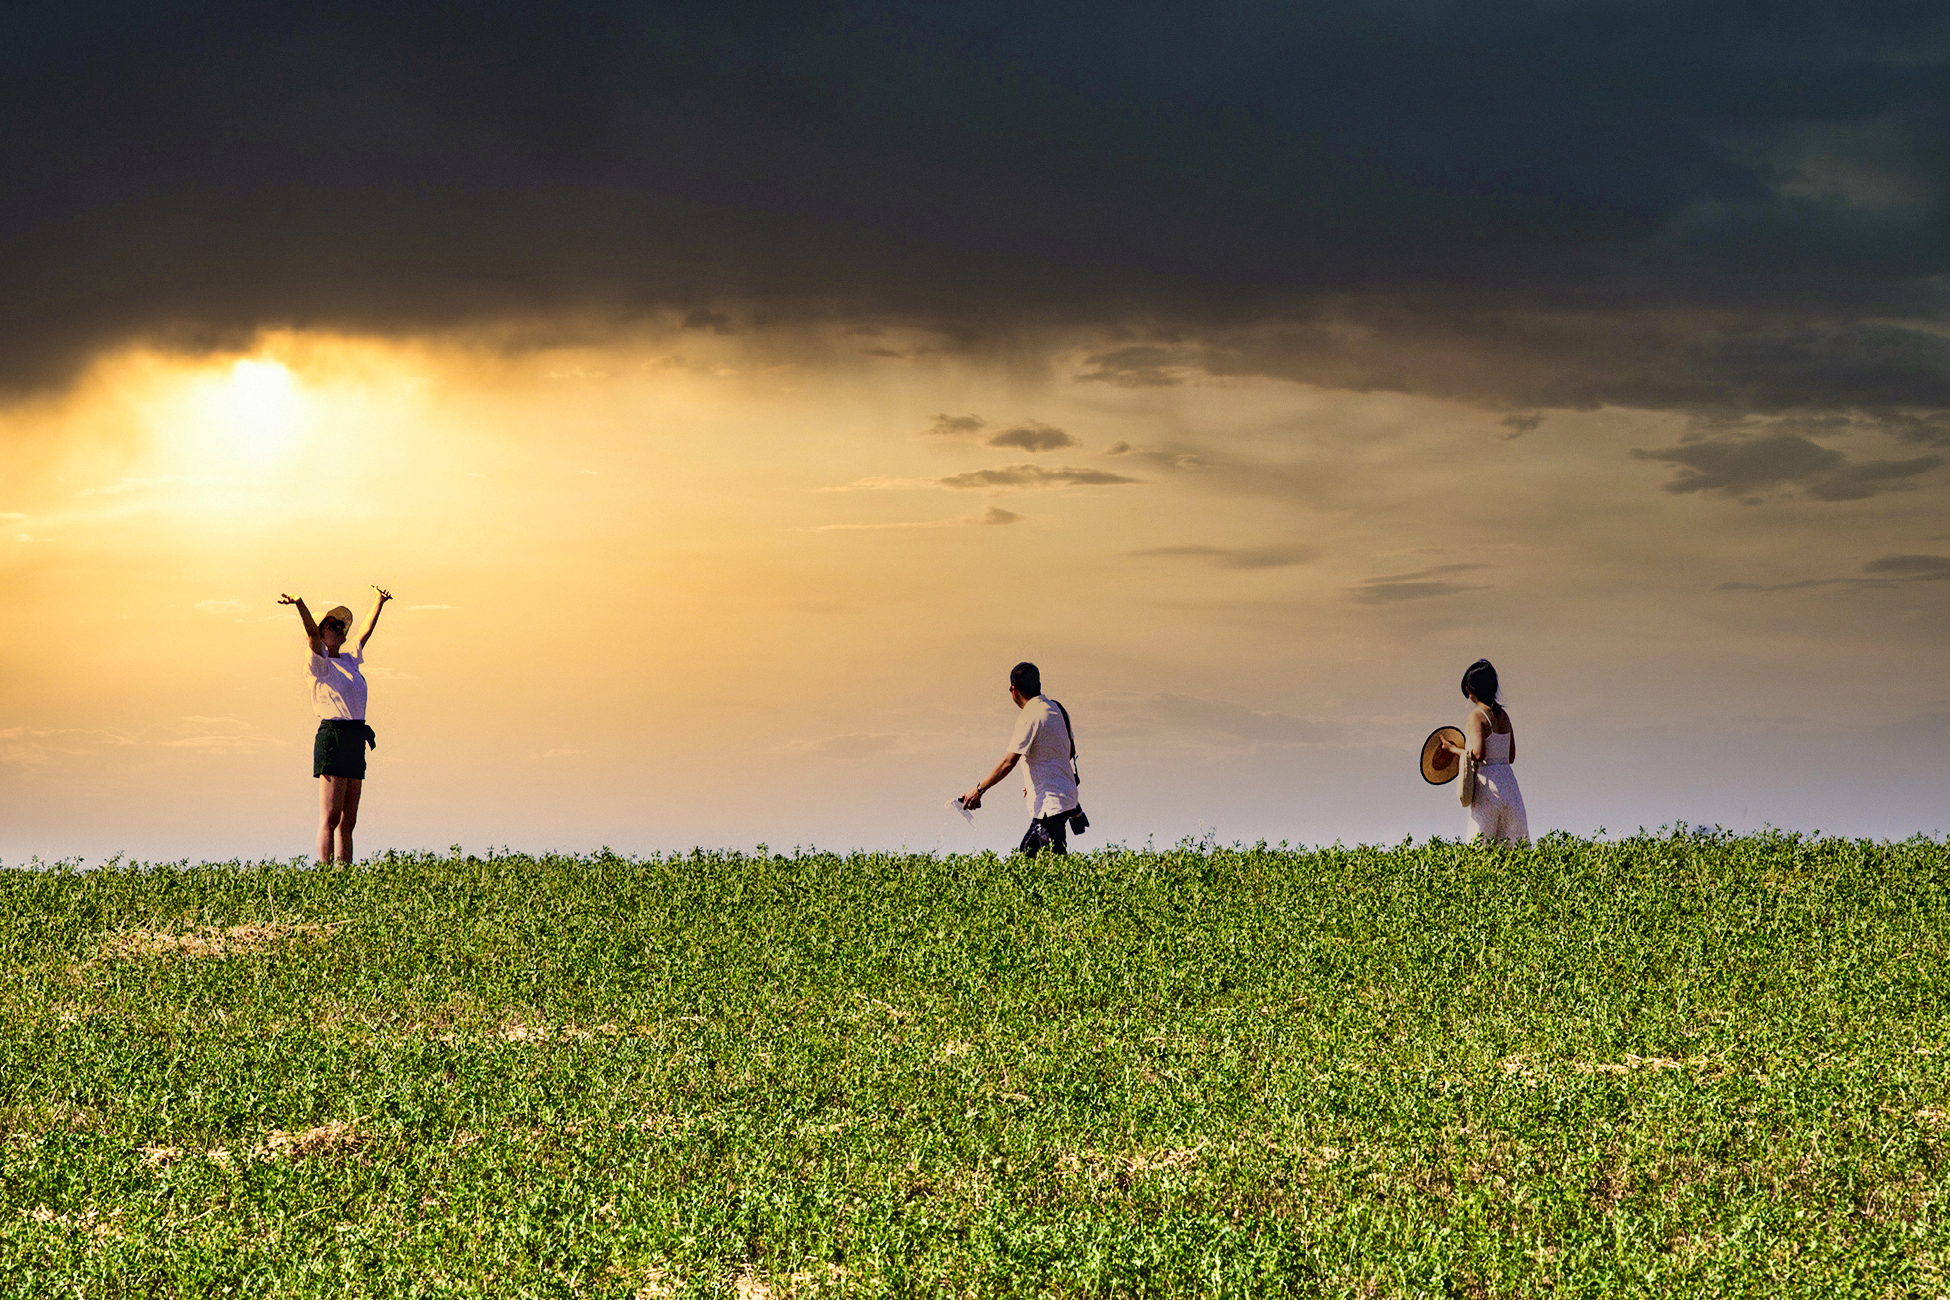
xmin=1051 ymin=698 xmax=1079 ymax=785
xmin=1050 ymin=698 xmax=1090 ymax=835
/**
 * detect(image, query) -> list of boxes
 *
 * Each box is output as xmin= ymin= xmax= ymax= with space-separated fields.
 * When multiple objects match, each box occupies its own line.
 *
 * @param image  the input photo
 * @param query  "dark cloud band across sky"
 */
xmin=5 ymin=1 xmax=1948 ymax=420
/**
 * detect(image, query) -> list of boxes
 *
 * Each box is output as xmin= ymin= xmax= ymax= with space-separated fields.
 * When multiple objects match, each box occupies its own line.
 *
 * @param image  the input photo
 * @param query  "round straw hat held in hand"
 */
xmin=1420 ymin=727 xmax=1465 ymax=784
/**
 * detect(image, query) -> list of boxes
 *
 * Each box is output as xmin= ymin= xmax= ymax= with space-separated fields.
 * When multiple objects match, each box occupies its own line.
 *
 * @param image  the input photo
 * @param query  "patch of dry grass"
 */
xmin=261 ymin=1119 xmax=367 ymax=1160
xmin=100 ymin=921 xmax=342 ymax=960
xmin=18 ymin=1205 xmax=125 ymax=1241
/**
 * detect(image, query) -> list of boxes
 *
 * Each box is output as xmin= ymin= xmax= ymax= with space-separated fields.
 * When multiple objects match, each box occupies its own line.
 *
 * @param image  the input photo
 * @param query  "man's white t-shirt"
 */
xmin=308 ymin=649 xmax=368 ymax=720
xmin=1009 ymin=695 xmax=1079 ymax=818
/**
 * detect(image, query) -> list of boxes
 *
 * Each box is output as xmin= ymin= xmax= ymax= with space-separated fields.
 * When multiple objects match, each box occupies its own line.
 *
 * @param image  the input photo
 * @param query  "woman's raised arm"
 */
xmin=358 ymin=586 xmax=393 ymax=653
xmin=278 ymin=593 xmax=323 ymax=656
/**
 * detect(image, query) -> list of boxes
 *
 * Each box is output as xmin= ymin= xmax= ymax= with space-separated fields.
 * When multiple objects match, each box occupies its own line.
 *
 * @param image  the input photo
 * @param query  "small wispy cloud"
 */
xmin=819 ymin=476 xmax=932 ymax=493
xmin=774 ymin=729 xmax=961 ymax=759
xmin=1130 ymin=543 xmax=1313 ymax=570
xmin=970 ymin=506 xmax=1023 ymax=526
xmin=984 ymin=421 xmax=1077 ymax=452
xmin=810 ymin=506 xmax=1026 ymax=532
xmin=157 ymin=715 xmax=281 ymax=753
xmin=0 ymin=512 xmax=25 ymax=520
xmin=1631 ymin=431 xmax=1943 ymax=502
xmin=924 ymin=413 xmax=1079 ymax=452
xmin=825 ymin=464 xmax=1140 ymax=493
xmin=935 ymin=464 xmax=1140 ymax=490
xmin=195 ymin=598 xmax=248 ymax=614
xmin=1348 ymin=563 xmax=1489 ymax=604
xmin=1086 ymin=691 xmax=1345 ymax=752
xmin=533 ymin=747 xmax=584 ymax=759
xmin=0 ymin=725 xmax=138 ymax=769
xmin=1103 ymin=441 xmax=1205 ymax=470
xmin=159 ymin=735 xmax=283 ymax=752
xmin=1863 ymin=554 xmax=1950 ymax=576
xmin=925 ymin=413 xmax=987 ymax=437
xmin=1717 ymin=553 xmax=1950 ymax=592
xmin=406 ymin=603 xmax=453 ymax=610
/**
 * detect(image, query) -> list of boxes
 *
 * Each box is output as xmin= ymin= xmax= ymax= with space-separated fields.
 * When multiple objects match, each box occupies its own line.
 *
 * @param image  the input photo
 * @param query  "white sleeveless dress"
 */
xmin=1467 ymin=724 xmax=1529 ymax=845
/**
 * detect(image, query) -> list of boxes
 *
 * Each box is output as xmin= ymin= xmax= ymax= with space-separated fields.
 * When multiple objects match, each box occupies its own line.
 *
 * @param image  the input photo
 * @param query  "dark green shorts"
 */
xmin=313 ymin=720 xmax=375 ymax=779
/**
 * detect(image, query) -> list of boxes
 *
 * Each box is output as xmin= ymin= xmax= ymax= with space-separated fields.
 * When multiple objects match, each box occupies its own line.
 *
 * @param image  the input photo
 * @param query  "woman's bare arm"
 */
xmin=1463 ymin=708 xmax=1488 ymax=762
xmin=278 ymin=594 xmax=323 ymax=656
xmin=358 ymin=587 xmax=393 ymax=653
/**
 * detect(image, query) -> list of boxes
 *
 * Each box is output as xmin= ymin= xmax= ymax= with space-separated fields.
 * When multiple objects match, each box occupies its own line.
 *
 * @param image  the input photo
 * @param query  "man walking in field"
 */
xmin=959 ymin=661 xmax=1085 ymax=855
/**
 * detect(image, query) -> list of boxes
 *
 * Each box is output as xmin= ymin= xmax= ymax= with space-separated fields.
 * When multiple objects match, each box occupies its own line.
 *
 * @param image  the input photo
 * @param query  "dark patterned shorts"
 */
xmin=313 ymin=719 xmax=375 ymax=779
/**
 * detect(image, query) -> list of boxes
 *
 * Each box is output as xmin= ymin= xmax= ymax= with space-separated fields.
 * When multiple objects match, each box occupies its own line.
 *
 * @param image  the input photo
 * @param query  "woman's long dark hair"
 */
xmin=1461 ymin=658 xmax=1503 ymax=717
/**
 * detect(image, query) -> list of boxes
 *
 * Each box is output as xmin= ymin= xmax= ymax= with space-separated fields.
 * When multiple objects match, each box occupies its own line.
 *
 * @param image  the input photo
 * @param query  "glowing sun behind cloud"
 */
xmin=214 ymin=358 xmax=301 ymax=454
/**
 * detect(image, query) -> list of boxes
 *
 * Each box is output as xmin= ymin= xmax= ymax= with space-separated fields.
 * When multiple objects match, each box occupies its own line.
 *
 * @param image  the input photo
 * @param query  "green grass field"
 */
xmin=3 ymin=832 xmax=1947 ymax=1297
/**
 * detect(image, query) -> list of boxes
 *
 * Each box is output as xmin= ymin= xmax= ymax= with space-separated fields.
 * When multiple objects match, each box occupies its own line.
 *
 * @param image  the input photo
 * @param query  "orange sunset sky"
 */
xmin=5 ymin=322 xmax=1945 ymax=861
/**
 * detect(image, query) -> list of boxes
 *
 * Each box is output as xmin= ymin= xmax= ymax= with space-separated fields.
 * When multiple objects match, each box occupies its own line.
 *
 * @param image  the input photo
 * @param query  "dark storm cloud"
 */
xmin=1884 ymin=411 xmax=1950 ymax=447
xmin=1630 ymin=432 xmax=1943 ymax=500
xmin=682 ymin=309 xmax=739 ymax=336
xmin=1073 ymin=317 xmax=1950 ymax=419
xmin=4 ymin=0 xmax=1949 ymax=420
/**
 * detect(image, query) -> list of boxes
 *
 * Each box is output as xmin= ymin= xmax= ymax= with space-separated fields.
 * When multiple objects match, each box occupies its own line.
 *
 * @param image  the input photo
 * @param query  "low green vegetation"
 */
xmin=2 ymin=832 xmax=1946 ymax=1297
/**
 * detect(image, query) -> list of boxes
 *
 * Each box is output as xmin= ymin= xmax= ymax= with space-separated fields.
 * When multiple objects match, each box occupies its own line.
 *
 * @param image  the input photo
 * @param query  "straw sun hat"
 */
xmin=1420 ymin=726 xmax=1465 ymax=784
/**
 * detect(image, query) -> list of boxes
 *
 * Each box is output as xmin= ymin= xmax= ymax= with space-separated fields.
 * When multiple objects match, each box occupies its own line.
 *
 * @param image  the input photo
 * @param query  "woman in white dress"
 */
xmin=277 ymin=588 xmax=391 ymax=863
xmin=1451 ymin=658 xmax=1529 ymax=845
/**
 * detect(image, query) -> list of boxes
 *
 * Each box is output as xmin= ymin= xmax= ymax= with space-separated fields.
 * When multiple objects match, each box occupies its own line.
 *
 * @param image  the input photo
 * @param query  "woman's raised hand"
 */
xmin=278 ymin=593 xmax=300 ymax=606
xmin=372 ymin=586 xmax=393 ymax=603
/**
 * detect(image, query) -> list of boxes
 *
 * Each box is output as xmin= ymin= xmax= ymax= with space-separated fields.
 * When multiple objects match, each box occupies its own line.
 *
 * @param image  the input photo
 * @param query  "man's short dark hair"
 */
xmin=1009 ymin=661 xmax=1041 ymax=696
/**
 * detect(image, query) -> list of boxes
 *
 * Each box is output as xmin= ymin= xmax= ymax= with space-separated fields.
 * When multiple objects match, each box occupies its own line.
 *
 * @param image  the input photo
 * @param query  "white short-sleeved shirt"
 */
xmin=1008 ymin=695 xmax=1079 ymax=818
xmin=308 ymin=649 xmax=368 ymax=720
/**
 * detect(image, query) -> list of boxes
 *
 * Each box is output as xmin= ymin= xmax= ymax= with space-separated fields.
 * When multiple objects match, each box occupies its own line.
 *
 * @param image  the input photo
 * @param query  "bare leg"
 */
xmin=316 ymin=777 xmax=342 ymax=862
xmin=317 ymin=776 xmax=361 ymax=863
xmin=336 ymin=778 xmax=363 ymax=863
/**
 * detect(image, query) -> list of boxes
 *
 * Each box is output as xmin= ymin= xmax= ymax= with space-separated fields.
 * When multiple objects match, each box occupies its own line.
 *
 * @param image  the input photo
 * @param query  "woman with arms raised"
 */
xmin=277 ymin=587 xmax=392 ymax=863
